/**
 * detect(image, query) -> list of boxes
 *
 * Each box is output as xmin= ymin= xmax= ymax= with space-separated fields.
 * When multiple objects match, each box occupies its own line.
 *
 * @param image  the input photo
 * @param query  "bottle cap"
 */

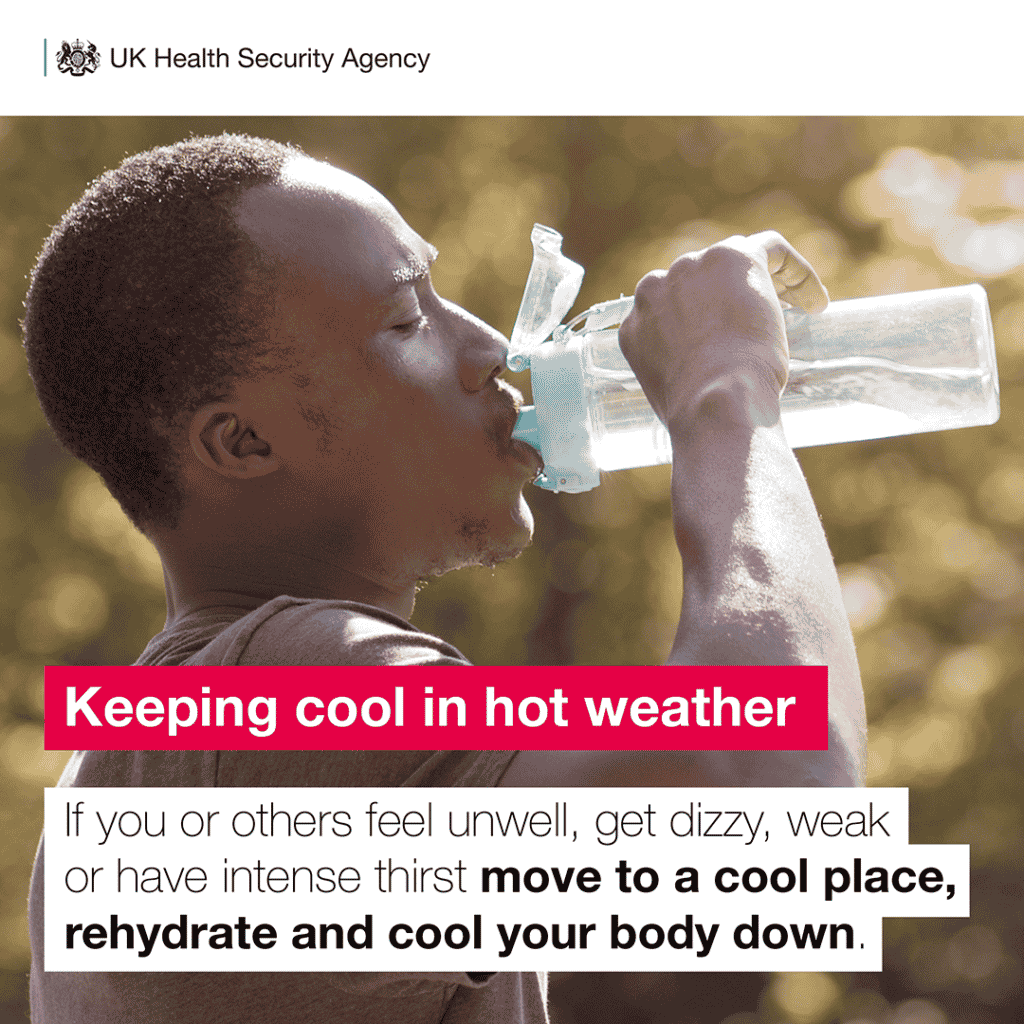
xmin=506 ymin=224 xmax=584 ymax=372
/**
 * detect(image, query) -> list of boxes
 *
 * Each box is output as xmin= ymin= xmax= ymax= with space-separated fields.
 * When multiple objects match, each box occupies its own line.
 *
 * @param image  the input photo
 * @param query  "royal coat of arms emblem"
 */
xmin=56 ymin=40 xmax=101 ymax=76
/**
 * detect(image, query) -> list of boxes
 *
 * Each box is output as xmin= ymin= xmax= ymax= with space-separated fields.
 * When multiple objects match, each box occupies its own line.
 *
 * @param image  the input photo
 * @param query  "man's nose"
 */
xmin=450 ymin=304 xmax=509 ymax=393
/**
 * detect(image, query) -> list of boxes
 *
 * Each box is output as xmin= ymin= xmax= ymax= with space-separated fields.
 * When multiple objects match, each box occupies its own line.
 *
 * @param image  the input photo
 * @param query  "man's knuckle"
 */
xmin=633 ymin=269 xmax=666 ymax=306
xmin=692 ymin=244 xmax=752 ymax=277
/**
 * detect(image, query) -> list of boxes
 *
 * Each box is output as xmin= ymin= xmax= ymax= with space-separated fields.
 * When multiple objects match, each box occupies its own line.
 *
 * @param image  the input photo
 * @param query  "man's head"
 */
xmin=23 ymin=134 xmax=297 ymax=530
xmin=23 ymin=135 xmax=540 ymax=601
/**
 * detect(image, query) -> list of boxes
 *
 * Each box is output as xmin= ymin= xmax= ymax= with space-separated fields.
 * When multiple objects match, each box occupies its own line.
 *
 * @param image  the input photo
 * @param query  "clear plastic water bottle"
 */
xmin=509 ymin=225 xmax=1000 ymax=493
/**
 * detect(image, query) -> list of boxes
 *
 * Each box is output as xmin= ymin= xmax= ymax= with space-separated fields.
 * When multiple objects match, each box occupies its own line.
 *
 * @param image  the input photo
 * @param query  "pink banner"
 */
xmin=45 ymin=665 xmax=827 ymax=751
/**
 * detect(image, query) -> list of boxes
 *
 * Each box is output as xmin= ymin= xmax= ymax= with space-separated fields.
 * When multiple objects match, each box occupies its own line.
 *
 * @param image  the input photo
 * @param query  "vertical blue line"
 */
xmin=44 ymin=39 xmax=47 ymax=76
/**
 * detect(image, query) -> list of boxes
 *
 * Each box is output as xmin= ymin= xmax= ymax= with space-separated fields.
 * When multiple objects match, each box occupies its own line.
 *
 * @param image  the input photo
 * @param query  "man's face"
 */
xmin=230 ymin=158 xmax=542 ymax=587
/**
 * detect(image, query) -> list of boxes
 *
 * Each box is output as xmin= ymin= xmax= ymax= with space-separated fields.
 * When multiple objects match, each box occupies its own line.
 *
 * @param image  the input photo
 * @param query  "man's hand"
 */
xmin=618 ymin=232 xmax=828 ymax=432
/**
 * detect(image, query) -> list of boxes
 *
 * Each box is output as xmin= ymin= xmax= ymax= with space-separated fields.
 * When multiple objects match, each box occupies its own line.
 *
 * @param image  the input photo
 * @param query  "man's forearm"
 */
xmin=502 ymin=235 xmax=867 ymax=790
xmin=666 ymin=377 xmax=866 ymax=783
xmin=502 ymin=394 xmax=866 ymax=790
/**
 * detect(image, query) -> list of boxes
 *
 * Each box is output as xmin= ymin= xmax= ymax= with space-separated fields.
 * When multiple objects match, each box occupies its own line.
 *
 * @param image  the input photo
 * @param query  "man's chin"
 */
xmin=493 ymin=497 xmax=535 ymax=565
xmin=476 ymin=531 xmax=531 ymax=570
xmin=425 ymin=502 xmax=534 ymax=576
xmin=460 ymin=521 xmax=533 ymax=572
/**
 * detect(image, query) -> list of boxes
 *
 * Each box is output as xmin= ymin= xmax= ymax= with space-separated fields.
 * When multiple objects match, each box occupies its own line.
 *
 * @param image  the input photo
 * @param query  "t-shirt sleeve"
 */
xmin=216 ymin=599 xmax=472 ymax=667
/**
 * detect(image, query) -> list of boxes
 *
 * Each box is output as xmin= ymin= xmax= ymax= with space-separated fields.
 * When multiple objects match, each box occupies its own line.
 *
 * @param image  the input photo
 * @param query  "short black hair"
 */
xmin=23 ymin=133 xmax=303 ymax=530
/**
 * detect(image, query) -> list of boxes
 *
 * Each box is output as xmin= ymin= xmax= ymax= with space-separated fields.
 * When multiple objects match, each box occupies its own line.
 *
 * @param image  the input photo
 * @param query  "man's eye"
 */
xmin=394 ymin=314 xmax=426 ymax=333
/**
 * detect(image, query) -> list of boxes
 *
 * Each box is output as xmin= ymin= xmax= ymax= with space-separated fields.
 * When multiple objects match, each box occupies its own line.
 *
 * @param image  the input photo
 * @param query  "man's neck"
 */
xmin=153 ymin=535 xmax=417 ymax=628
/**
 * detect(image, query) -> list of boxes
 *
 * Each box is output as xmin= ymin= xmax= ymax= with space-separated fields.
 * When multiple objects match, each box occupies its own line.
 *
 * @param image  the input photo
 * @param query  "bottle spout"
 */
xmin=511 ymin=404 xmax=540 ymax=451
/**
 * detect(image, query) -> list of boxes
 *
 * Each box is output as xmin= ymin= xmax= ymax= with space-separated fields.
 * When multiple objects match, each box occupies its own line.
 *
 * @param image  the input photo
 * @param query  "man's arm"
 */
xmin=501 ymin=233 xmax=866 ymax=789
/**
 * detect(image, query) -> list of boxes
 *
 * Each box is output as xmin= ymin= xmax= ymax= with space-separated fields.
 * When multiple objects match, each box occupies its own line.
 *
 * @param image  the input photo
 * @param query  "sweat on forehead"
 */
xmin=393 ymin=246 xmax=438 ymax=284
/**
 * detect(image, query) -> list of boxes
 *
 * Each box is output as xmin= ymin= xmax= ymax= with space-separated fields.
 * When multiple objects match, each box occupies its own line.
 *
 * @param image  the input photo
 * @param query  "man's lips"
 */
xmin=510 ymin=434 xmax=545 ymax=478
xmin=495 ymin=395 xmax=544 ymax=478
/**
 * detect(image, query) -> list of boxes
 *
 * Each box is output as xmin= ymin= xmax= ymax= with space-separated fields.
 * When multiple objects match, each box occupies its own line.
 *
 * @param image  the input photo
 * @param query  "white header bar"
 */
xmin=5 ymin=0 xmax=1016 ymax=115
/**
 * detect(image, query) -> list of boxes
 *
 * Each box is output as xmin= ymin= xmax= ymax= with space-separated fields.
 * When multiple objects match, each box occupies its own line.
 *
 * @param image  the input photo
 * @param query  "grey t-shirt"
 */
xmin=30 ymin=596 xmax=547 ymax=1024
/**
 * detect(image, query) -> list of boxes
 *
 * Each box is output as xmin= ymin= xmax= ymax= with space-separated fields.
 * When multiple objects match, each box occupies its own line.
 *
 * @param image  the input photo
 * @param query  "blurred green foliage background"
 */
xmin=1 ymin=117 xmax=1023 ymax=1024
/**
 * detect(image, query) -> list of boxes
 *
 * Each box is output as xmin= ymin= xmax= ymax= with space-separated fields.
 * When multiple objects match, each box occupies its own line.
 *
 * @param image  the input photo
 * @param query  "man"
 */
xmin=24 ymin=134 xmax=865 ymax=1022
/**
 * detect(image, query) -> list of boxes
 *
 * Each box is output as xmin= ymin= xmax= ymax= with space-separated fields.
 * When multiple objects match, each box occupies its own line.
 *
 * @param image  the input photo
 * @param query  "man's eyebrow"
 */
xmin=393 ymin=244 xmax=439 ymax=284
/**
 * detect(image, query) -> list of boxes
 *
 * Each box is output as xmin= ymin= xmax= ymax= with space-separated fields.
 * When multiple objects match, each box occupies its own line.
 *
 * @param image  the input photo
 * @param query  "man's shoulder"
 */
xmin=184 ymin=596 xmax=471 ymax=667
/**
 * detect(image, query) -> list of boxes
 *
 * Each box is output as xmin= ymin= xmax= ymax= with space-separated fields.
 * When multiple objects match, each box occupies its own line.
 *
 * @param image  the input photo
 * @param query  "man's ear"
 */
xmin=188 ymin=403 xmax=280 ymax=479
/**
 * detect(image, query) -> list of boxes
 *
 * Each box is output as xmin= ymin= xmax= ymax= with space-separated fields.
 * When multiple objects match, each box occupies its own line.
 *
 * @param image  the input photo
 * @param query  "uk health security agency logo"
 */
xmin=56 ymin=39 xmax=101 ymax=76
